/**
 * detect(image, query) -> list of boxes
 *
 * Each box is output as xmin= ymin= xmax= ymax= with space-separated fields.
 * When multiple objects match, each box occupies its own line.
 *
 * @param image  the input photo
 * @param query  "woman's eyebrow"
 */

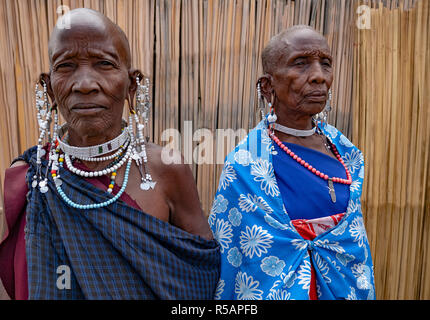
xmin=289 ymin=50 xmax=333 ymax=62
xmin=51 ymin=49 xmax=78 ymax=63
xmin=87 ymin=49 xmax=120 ymax=62
xmin=51 ymin=49 xmax=120 ymax=64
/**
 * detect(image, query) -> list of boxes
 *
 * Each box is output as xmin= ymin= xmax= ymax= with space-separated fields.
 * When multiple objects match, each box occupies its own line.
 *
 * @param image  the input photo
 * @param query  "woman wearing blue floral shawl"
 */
xmin=209 ymin=25 xmax=375 ymax=300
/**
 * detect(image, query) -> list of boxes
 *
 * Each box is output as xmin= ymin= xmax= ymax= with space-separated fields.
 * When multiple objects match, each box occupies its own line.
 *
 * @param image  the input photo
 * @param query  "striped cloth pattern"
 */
xmin=19 ymin=146 xmax=220 ymax=299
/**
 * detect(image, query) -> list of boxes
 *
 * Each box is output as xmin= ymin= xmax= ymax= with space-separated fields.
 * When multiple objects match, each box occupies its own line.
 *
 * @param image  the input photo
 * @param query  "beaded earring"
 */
xmin=256 ymin=80 xmax=266 ymax=122
xmin=267 ymin=102 xmax=277 ymax=123
xmin=32 ymin=80 xmax=58 ymax=193
xmin=313 ymin=89 xmax=332 ymax=128
xmin=129 ymin=75 xmax=156 ymax=191
xmin=257 ymin=79 xmax=277 ymax=131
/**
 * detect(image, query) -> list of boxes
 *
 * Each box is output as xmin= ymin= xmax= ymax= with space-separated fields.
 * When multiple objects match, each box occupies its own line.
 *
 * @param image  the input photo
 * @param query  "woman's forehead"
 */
xmin=50 ymin=27 xmax=118 ymax=58
xmin=49 ymin=11 xmax=130 ymax=66
xmin=283 ymin=32 xmax=331 ymax=58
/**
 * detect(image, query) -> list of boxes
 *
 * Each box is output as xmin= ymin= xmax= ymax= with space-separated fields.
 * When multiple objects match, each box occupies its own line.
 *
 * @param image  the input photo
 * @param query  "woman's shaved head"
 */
xmin=48 ymin=8 xmax=131 ymax=69
xmin=261 ymin=25 xmax=329 ymax=75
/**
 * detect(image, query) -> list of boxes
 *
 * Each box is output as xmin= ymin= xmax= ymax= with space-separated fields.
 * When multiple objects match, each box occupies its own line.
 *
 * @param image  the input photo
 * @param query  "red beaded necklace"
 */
xmin=269 ymin=129 xmax=352 ymax=203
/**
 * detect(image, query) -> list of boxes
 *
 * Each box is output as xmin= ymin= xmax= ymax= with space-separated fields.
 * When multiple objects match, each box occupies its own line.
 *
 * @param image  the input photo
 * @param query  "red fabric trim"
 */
xmin=0 ymin=163 xmax=30 ymax=300
xmin=292 ymin=213 xmax=345 ymax=300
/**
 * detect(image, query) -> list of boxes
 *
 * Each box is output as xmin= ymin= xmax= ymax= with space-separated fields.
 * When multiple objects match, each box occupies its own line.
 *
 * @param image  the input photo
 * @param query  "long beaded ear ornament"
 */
xmin=132 ymin=75 xmax=156 ymax=191
xmin=256 ymin=80 xmax=266 ymax=122
xmin=313 ymin=89 xmax=332 ymax=128
xmin=32 ymin=80 xmax=57 ymax=194
xmin=313 ymin=89 xmax=333 ymax=152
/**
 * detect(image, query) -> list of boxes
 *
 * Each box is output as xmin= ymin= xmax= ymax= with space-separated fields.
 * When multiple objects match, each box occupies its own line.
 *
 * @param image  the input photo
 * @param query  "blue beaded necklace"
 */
xmin=54 ymin=152 xmax=133 ymax=210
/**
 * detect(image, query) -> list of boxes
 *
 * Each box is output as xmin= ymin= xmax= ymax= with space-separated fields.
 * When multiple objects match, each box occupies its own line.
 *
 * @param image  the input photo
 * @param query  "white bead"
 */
xmin=267 ymin=113 xmax=277 ymax=124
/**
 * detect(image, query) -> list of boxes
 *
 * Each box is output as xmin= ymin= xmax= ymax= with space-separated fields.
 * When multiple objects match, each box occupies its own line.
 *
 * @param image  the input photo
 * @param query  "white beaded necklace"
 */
xmin=64 ymin=143 xmax=132 ymax=178
xmin=57 ymin=124 xmax=130 ymax=158
xmin=273 ymin=122 xmax=316 ymax=137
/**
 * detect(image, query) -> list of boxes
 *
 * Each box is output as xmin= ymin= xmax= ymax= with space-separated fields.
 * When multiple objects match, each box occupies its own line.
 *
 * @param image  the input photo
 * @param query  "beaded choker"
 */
xmin=57 ymin=124 xmax=129 ymax=158
xmin=273 ymin=123 xmax=316 ymax=137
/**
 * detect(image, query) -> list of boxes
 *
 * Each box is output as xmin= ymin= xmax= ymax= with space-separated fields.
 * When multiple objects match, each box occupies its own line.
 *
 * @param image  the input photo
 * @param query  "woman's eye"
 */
xmin=322 ymin=59 xmax=332 ymax=67
xmin=293 ymin=59 xmax=306 ymax=66
xmin=56 ymin=63 xmax=74 ymax=71
xmin=98 ymin=60 xmax=115 ymax=67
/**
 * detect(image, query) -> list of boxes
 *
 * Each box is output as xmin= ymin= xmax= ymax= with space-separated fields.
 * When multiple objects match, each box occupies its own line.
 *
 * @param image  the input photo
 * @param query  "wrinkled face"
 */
xmin=270 ymin=29 xmax=333 ymax=116
xmin=48 ymin=18 xmax=131 ymax=136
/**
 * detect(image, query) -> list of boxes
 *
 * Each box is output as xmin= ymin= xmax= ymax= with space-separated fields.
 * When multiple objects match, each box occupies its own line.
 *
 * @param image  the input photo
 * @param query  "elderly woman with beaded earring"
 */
xmin=0 ymin=8 xmax=220 ymax=300
xmin=210 ymin=25 xmax=374 ymax=300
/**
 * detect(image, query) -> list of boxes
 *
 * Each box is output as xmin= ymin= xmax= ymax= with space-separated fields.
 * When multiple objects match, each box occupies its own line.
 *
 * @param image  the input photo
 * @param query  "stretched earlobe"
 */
xmin=38 ymin=73 xmax=57 ymax=108
xmin=127 ymin=69 xmax=143 ymax=112
xmin=128 ymin=69 xmax=142 ymax=96
xmin=258 ymin=74 xmax=274 ymax=103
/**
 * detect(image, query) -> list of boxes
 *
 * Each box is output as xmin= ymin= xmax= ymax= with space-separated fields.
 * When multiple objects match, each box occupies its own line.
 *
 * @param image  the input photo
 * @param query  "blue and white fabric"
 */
xmin=209 ymin=120 xmax=375 ymax=300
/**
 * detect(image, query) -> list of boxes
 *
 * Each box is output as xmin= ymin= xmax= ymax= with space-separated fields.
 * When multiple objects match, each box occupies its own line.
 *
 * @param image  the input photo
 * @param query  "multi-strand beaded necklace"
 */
xmin=48 ymin=129 xmax=133 ymax=209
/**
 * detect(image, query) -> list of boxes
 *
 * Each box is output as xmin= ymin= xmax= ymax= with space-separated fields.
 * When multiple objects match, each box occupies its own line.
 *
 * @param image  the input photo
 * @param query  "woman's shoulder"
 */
xmin=145 ymin=142 xmax=187 ymax=170
xmin=323 ymin=124 xmax=361 ymax=151
xmin=144 ymin=142 xmax=195 ymax=190
xmin=10 ymin=161 xmax=28 ymax=168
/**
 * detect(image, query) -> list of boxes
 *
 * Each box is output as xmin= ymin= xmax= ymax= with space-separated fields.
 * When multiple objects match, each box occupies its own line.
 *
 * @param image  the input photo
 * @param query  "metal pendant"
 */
xmin=140 ymin=180 xmax=156 ymax=191
xmin=140 ymin=181 xmax=150 ymax=190
xmin=54 ymin=178 xmax=63 ymax=187
xmin=327 ymin=178 xmax=336 ymax=203
xmin=39 ymin=180 xmax=48 ymax=193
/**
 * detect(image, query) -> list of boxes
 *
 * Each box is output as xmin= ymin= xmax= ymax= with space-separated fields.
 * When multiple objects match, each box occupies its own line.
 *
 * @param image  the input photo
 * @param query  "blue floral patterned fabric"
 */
xmin=209 ymin=120 xmax=375 ymax=300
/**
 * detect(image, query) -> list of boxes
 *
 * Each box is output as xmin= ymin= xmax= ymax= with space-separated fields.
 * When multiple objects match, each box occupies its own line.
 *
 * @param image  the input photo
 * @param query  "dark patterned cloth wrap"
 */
xmin=18 ymin=146 xmax=220 ymax=299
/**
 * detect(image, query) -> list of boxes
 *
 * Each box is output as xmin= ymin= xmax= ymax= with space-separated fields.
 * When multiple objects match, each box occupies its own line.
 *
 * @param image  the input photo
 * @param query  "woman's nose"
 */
xmin=308 ymin=61 xmax=326 ymax=84
xmin=71 ymin=67 xmax=100 ymax=94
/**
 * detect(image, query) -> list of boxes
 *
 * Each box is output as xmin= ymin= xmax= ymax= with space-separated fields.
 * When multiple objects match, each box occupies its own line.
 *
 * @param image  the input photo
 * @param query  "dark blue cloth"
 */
xmin=272 ymin=142 xmax=349 ymax=220
xmin=19 ymin=146 xmax=220 ymax=299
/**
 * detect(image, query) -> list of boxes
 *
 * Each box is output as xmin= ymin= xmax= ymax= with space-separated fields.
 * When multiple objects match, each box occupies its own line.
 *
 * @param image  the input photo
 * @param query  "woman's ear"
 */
xmin=258 ymin=74 xmax=274 ymax=104
xmin=39 ymin=73 xmax=56 ymax=108
xmin=127 ymin=69 xmax=142 ymax=110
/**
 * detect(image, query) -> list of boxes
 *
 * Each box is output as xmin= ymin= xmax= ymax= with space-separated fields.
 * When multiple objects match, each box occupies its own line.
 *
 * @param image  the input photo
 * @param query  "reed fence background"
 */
xmin=0 ymin=0 xmax=428 ymax=299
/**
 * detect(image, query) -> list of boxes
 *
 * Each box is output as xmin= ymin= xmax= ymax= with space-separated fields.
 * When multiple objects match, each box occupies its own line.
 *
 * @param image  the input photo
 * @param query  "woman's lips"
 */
xmin=71 ymin=104 xmax=107 ymax=114
xmin=305 ymin=92 xmax=327 ymax=102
